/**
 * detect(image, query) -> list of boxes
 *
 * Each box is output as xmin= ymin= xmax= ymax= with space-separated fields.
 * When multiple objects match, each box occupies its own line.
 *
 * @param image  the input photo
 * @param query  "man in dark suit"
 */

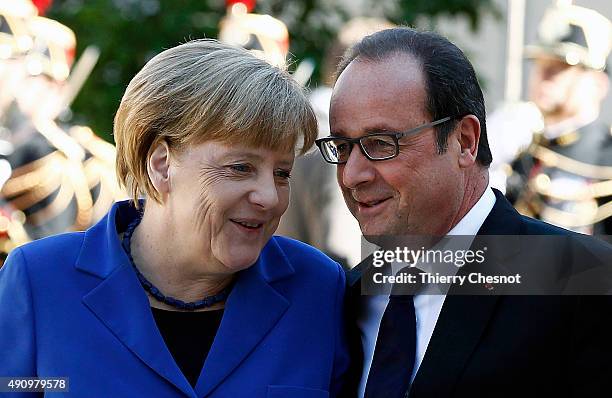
xmin=314 ymin=27 xmax=612 ymax=397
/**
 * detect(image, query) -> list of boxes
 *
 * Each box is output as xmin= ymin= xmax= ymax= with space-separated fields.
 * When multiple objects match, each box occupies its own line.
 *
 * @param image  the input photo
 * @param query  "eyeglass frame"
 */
xmin=315 ymin=116 xmax=457 ymax=164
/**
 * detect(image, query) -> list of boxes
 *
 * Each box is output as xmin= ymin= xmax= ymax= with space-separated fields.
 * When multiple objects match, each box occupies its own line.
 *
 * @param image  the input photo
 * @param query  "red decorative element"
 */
xmin=226 ymin=0 xmax=256 ymax=12
xmin=66 ymin=47 xmax=76 ymax=67
xmin=32 ymin=0 xmax=53 ymax=15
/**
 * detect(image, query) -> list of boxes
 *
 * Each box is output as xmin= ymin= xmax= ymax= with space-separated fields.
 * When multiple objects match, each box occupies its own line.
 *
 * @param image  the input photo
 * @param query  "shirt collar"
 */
xmin=447 ymin=183 xmax=496 ymax=236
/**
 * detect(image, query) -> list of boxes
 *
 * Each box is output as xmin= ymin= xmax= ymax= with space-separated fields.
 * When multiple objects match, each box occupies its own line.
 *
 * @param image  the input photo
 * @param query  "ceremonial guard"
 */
xmin=218 ymin=0 xmax=288 ymax=68
xmin=0 ymin=0 xmax=123 ymax=260
xmin=496 ymin=3 xmax=612 ymax=235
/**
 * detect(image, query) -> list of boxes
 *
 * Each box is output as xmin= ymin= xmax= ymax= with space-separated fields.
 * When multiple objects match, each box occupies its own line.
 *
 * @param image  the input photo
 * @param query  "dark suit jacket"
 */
xmin=342 ymin=189 xmax=612 ymax=397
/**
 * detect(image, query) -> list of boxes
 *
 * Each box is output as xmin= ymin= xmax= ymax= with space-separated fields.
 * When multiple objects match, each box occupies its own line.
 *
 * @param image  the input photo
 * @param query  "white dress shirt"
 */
xmin=357 ymin=186 xmax=496 ymax=398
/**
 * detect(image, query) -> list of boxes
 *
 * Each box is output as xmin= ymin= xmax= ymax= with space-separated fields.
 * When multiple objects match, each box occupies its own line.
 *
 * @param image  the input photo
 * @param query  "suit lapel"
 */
xmin=195 ymin=238 xmax=292 ymax=397
xmin=410 ymin=251 xmax=511 ymax=396
xmin=411 ymin=189 xmax=523 ymax=396
xmin=410 ymin=294 xmax=499 ymax=396
xmin=477 ymin=188 xmax=523 ymax=236
xmin=78 ymin=201 xmax=195 ymax=397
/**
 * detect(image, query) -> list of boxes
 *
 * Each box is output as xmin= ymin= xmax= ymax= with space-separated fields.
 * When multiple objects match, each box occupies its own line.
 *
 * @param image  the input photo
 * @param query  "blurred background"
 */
xmin=434 ymin=0 xmax=612 ymax=125
xmin=37 ymin=0 xmax=611 ymax=141
xmin=44 ymin=0 xmax=502 ymax=142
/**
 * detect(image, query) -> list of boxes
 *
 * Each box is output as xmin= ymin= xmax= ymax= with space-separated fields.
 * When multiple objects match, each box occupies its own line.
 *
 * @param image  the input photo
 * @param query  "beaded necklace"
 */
xmin=121 ymin=208 xmax=232 ymax=311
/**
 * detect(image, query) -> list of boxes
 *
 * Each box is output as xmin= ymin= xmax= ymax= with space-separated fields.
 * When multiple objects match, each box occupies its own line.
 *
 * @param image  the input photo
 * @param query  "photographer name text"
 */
xmin=373 ymin=271 xmax=522 ymax=285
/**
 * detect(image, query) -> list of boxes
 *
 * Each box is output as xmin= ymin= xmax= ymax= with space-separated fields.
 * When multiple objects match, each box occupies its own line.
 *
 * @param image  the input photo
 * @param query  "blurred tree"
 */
xmin=46 ymin=0 xmax=497 ymax=142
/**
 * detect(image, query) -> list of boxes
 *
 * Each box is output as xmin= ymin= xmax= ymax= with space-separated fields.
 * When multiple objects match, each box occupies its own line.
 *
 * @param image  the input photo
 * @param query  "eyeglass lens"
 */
xmin=321 ymin=135 xmax=397 ymax=163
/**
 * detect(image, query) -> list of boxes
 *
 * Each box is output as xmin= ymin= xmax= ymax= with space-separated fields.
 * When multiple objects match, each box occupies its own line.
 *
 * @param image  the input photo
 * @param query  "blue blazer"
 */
xmin=0 ymin=201 xmax=349 ymax=397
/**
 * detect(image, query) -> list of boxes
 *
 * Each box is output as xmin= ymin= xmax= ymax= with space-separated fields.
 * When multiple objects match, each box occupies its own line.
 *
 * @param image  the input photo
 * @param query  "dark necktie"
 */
xmin=364 ymin=268 xmax=420 ymax=398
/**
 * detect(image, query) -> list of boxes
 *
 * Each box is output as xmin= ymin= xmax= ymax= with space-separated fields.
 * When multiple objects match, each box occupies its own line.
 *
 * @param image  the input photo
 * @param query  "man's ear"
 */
xmin=147 ymin=139 xmax=171 ymax=197
xmin=456 ymin=115 xmax=481 ymax=168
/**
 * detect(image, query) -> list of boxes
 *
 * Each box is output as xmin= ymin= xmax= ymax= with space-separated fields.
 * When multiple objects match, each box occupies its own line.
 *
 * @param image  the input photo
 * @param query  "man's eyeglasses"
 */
xmin=315 ymin=116 xmax=454 ymax=164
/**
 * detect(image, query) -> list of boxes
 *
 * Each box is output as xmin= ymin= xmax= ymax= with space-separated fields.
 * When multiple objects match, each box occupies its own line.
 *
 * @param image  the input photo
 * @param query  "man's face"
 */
xmin=528 ymin=57 xmax=593 ymax=119
xmin=330 ymin=54 xmax=465 ymax=236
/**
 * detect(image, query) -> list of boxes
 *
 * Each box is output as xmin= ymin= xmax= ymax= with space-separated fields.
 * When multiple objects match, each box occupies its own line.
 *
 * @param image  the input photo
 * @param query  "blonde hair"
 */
xmin=114 ymin=39 xmax=317 ymax=205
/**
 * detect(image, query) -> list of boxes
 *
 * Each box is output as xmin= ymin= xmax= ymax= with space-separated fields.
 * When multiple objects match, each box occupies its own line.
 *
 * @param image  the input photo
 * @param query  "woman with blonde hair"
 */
xmin=0 ymin=39 xmax=348 ymax=397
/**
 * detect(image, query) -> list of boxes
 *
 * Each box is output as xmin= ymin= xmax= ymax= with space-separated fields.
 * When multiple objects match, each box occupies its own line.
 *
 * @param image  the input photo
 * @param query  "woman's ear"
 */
xmin=456 ymin=115 xmax=481 ymax=168
xmin=147 ymin=139 xmax=171 ymax=197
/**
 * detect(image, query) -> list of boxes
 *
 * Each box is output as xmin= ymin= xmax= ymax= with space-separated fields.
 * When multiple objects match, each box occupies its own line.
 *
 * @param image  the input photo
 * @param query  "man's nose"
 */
xmin=340 ymin=144 xmax=376 ymax=189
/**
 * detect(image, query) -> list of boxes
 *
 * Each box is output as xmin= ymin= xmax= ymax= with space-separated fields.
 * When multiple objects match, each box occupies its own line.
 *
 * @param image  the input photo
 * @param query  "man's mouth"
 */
xmin=353 ymin=197 xmax=393 ymax=219
xmin=358 ymin=198 xmax=390 ymax=207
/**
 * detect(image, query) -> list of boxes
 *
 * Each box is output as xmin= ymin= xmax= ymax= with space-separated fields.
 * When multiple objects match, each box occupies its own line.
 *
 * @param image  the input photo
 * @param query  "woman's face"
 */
xmin=167 ymin=140 xmax=294 ymax=274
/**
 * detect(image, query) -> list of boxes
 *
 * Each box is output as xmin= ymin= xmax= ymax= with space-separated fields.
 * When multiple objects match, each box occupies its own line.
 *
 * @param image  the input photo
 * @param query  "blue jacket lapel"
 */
xmin=195 ymin=237 xmax=292 ymax=397
xmin=82 ymin=264 xmax=195 ymax=397
xmin=76 ymin=202 xmax=195 ymax=397
xmin=75 ymin=203 xmax=296 ymax=398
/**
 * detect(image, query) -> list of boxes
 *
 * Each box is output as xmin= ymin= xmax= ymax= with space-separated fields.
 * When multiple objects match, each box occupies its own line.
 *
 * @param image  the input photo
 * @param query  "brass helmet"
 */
xmin=0 ymin=0 xmax=37 ymax=59
xmin=218 ymin=0 xmax=289 ymax=68
xmin=525 ymin=3 xmax=612 ymax=71
xmin=24 ymin=16 xmax=76 ymax=81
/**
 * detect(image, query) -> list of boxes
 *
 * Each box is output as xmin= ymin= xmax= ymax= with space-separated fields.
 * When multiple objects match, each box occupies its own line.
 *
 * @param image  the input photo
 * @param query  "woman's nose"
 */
xmin=249 ymin=174 xmax=280 ymax=209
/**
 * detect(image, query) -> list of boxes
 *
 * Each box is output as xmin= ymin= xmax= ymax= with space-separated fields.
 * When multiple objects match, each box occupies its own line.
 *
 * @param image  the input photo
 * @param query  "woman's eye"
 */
xmin=275 ymin=169 xmax=292 ymax=180
xmin=229 ymin=164 xmax=252 ymax=173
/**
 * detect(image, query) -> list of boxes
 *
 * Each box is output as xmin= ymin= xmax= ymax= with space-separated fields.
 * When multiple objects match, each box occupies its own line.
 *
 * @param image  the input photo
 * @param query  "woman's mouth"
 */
xmin=233 ymin=220 xmax=262 ymax=228
xmin=230 ymin=219 xmax=264 ymax=235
